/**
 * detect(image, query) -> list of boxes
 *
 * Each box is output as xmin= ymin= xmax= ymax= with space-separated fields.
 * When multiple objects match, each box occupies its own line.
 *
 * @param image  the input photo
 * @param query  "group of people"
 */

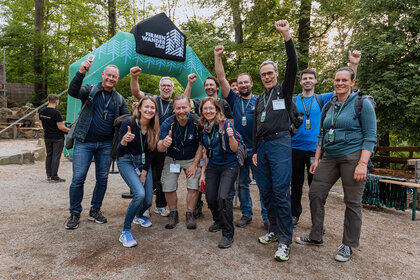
xmin=51 ymin=19 xmax=376 ymax=263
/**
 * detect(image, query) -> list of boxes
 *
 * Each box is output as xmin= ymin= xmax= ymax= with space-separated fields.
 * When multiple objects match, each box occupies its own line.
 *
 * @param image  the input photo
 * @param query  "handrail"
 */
xmin=0 ymin=88 xmax=68 ymax=135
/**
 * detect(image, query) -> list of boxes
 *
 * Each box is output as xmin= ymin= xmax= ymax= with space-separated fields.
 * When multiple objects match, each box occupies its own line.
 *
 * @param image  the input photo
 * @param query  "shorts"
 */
xmin=161 ymin=156 xmax=201 ymax=192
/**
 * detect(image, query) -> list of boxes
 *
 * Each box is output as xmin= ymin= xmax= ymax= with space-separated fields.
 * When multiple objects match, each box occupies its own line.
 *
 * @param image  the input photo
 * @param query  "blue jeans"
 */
xmin=69 ymin=140 xmax=113 ymax=214
xmin=237 ymin=151 xmax=268 ymax=222
xmin=117 ymin=154 xmax=153 ymax=231
xmin=255 ymin=133 xmax=293 ymax=245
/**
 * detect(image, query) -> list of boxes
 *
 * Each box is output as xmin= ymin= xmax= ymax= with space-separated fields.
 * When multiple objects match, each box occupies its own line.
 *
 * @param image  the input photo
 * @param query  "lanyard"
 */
xmin=160 ymin=98 xmax=171 ymax=117
xmin=263 ymin=88 xmax=274 ymax=110
xmin=102 ymin=92 xmax=112 ymax=109
xmin=205 ymin=127 xmax=216 ymax=149
xmin=175 ymin=123 xmax=188 ymax=146
xmin=301 ymin=95 xmax=314 ymax=117
xmin=136 ymin=120 xmax=146 ymax=153
xmin=330 ymin=102 xmax=345 ymax=129
xmin=241 ymin=97 xmax=252 ymax=116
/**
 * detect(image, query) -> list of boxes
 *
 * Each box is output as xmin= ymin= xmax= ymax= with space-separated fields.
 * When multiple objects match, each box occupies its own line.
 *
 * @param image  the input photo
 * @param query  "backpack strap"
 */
xmin=314 ymin=94 xmax=324 ymax=108
xmin=169 ymin=114 xmax=176 ymax=139
xmin=320 ymin=100 xmax=332 ymax=138
xmin=353 ymin=91 xmax=364 ymax=121
xmin=292 ymin=96 xmax=297 ymax=103
xmin=190 ymin=99 xmax=196 ymax=114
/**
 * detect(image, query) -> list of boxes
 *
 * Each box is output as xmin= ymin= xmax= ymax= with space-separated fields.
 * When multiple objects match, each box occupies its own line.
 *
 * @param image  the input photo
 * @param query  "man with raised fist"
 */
xmin=157 ymin=94 xmax=203 ymax=230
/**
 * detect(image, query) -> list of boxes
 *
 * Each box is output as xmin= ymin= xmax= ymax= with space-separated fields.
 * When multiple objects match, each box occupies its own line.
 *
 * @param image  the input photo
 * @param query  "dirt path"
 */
xmin=0 ymin=157 xmax=419 ymax=279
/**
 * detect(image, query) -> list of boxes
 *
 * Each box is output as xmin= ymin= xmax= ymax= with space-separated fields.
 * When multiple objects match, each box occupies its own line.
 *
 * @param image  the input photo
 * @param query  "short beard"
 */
xmin=239 ymin=89 xmax=251 ymax=97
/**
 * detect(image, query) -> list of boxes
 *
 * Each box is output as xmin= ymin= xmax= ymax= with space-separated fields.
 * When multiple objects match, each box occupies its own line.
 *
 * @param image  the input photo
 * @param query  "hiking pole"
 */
xmin=109 ymin=159 xmax=119 ymax=174
xmin=233 ymin=167 xmax=239 ymax=208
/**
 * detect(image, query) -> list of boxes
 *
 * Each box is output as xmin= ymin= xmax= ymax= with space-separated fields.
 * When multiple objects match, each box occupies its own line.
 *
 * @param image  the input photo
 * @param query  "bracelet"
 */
xmin=358 ymin=161 xmax=367 ymax=166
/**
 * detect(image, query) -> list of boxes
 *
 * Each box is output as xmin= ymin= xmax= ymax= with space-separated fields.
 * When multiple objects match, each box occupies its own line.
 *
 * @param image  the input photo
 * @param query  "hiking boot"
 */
xmin=293 ymin=216 xmax=299 ymax=228
xmin=208 ymin=222 xmax=222 ymax=232
xmin=295 ymin=236 xmax=323 ymax=246
xmin=155 ymin=207 xmax=170 ymax=217
xmin=88 ymin=209 xmax=107 ymax=224
xmin=165 ymin=210 xmax=179 ymax=229
xmin=119 ymin=230 xmax=137 ymax=248
xmin=236 ymin=216 xmax=252 ymax=228
xmin=50 ymin=176 xmax=66 ymax=183
xmin=65 ymin=213 xmax=80 ymax=230
xmin=133 ymin=216 xmax=152 ymax=228
xmin=186 ymin=211 xmax=197 ymax=230
xmin=218 ymin=236 xmax=234 ymax=249
xmin=258 ymin=232 xmax=278 ymax=244
xmin=193 ymin=200 xmax=203 ymax=219
xmin=335 ymin=244 xmax=352 ymax=262
xmin=274 ymin=242 xmax=290 ymax=262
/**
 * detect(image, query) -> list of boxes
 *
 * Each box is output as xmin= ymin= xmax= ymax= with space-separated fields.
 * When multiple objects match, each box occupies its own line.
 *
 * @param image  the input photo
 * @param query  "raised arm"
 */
xmin=184 ymin=73 xmax=197 ymax=99
xmin=214 ymin=45 xmax=231 ymax=98
xmin=68 ymin=59 xmax=93 ymax=100
xmin=349 ymin=50 xmax=361 ymax=80
xmin=130 ymin=66 xmax=145 ymax=100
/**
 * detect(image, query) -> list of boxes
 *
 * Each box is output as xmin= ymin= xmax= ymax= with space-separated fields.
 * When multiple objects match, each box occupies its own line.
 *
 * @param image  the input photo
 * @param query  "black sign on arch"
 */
xmin=130 ymin=13 xmax=187 ymax=62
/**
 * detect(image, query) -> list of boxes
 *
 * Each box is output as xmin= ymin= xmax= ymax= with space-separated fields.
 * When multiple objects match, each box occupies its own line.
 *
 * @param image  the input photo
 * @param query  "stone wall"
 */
xmin=6 ymin=83 xmax=34 ymax=102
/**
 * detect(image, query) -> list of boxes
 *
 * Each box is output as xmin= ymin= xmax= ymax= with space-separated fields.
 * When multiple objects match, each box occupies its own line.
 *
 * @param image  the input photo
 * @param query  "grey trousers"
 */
xmin=309 ymin=150 xmax=365 ymax=247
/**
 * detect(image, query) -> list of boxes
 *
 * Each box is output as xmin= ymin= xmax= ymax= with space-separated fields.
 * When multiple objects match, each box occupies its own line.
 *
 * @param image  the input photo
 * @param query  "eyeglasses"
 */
xmin=260 ymin=71 xmax=275 ymax=78
xmin=202 ymin=106 xmax=216 ymax=112
xmin=160 ymin=84 xmax=173 ymax=88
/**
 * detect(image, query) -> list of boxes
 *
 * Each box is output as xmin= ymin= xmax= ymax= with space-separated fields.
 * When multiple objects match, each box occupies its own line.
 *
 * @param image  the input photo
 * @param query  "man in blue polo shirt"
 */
xmin=213 ymin=45 xmax=269 ymax=229
xmin=157 ymin=94 xmax=203 ymax=230
xmin=291 ymin=51 xmax=361 ymax=227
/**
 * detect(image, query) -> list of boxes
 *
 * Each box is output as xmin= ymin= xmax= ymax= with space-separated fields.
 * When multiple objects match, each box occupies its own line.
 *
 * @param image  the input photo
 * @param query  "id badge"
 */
xmin=328 ymin=129 xmax=335 ymax=143
xmin=241 ymin=116 xmax=247 ymax=126
xmin=103 ymin=109 xmax=109 ymax=121
xmin=135 ymin=167 xmax=141 ymax=176
xmin=170 ymin=163 xmax=181 ymax=173
xmin=260 ymin=111 xmax=266 ymax=122
xmin=199 ymin=158 xmax=206 ymax=166
xmin=305 ymin=119 xmax=311 ymax=130
xmin=272 ymin=98 xmax=285 ymax=110
xmin=141 ymin=153 xmax=146 ymax=164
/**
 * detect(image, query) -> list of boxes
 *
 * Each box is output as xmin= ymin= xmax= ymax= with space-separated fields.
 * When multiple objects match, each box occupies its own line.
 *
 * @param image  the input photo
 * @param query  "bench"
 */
xmin=373 ymin=146 xmax=420 ymax=164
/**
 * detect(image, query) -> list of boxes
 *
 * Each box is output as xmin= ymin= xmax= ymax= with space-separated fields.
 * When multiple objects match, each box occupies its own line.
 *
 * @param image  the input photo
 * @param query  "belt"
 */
xmin=258 ymin=131 xmax=289 ymax=142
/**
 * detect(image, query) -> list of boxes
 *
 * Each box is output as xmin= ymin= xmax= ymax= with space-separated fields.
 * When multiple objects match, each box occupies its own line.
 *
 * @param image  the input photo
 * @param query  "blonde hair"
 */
xmin=132 ymin=96 xmax=160 ymax=150
xmin=198 ymin=97 xmax=225 ymax=126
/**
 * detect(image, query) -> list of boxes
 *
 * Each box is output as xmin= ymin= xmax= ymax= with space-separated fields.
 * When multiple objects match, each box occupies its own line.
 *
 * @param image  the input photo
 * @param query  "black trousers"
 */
xmin=205 ymin=165 xmax=238 ymax=239
xmin=45 ymin=138 xmax=64 ymax=178
xmin=152 ymin=151 xmax=167 ymax=208
xmin=291 ymin=148 xmax=315 ymax=219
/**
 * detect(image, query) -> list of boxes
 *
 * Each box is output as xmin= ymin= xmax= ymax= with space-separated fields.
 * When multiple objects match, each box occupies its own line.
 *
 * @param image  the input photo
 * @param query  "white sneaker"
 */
xmin=133 ymin=216 xmax=152 ymax=227
xmin=154 ymin=207 xmax=170 ymax=217
xmin=119 ymin=230 xmax=137 ymax=248
xmin=143 ymin=209 xmax=151 ymax=218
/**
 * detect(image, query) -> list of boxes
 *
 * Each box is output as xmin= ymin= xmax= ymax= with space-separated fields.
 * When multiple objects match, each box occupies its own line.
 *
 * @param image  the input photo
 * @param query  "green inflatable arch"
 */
xmin=64 ymin=31 xmax=212 ymax=158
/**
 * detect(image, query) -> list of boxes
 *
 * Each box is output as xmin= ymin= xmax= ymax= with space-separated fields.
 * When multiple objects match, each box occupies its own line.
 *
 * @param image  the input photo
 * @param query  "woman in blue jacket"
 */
xmin=295 ymin=67 xmax=377 ymax=262
xmin=117 ymin=96 xmax=160 ymax=247
xmin=198 ymin=97 xmax=239 ymax=249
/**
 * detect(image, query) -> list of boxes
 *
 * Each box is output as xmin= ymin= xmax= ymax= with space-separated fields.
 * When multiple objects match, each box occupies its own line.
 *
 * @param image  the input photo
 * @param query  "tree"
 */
xmin=34 ymin=0 xmax=45 ymax=105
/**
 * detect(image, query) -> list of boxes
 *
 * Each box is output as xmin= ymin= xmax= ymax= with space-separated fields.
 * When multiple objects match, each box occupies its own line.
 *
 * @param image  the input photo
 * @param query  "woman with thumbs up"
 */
xmin=116 ymin=96 xmax=160 ymax=248
xmin=198 ymin=97 xmax=239 ymax=249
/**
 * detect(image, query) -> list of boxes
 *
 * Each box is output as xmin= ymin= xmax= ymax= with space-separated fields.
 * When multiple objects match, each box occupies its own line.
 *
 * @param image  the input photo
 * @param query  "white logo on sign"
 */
xmin=165 ymin=29 xmax=184 ymax=57
xmin=141 ymin=29 xmax=185 ymax=58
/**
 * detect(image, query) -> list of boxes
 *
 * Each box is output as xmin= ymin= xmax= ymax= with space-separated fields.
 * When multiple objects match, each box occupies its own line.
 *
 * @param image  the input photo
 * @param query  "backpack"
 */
xmin=293 ymin=94 xmax=324 ymax=110
xmin=110 ymin=114 xmax=134 ymax=159
xmin=321 ymin=90 xmax=378 ymax=172
xmin=286 ymin=100 xmax=304 ymax=137
xmin=202 ymin=120 xmax=247 ymax=167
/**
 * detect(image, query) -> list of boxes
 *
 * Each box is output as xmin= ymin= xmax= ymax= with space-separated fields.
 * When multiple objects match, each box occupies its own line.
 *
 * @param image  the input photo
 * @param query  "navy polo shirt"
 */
xmin=201 ymin=119 xmax=238 ymax=168
xmin=225 ymin=89 xmax=256 ymax=150
xmin=160 ymin=114 xmax=200 ymax=160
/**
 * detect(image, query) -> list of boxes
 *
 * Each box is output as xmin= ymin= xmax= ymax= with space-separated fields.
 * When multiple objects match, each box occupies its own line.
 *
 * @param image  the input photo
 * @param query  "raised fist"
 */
xmin=214 ymin=45 xmax=225 ymax=57
xmin=130 ymin=66 xmax=142 ymax=77
xmin=79 ymin=59 xmax=92 ymax=74
xmin=349 ymin=50 xmax=362 ymax=65
xmin=188 ymin=73 xmax=197 ymax=84
xmin=274 ymin=20 xmax=290 ymax=33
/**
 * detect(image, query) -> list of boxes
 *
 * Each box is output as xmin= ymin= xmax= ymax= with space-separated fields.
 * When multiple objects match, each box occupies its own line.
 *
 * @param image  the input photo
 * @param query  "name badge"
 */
xmin=272 ymin=99 xmax=285 ymax=110
xmin=241 ymin=116 xmax=247 ymax=126
xmin=305 ymin=119 xmax=311 ymax=130
xmin=170 ymin=163 xmax=181 ymax=173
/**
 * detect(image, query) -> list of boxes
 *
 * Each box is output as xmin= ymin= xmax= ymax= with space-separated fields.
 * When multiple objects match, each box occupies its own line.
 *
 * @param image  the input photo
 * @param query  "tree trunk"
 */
xmin=228 ymin=0 xmax=243 ymax=69
xmin=298 ymin=0 xmax=311 ymax=72
xmin=108 ymin=0 xmax=116 ymax=38
xmin=378 ymin=131 xmax=390 ymax=168
xmin=34 ymin=0 xmax=45 ymax=105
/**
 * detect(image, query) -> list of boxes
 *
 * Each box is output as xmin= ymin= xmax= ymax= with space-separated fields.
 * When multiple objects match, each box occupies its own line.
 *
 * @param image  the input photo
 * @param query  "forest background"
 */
xmin=0 ymin=0 xmax=419 ymax=147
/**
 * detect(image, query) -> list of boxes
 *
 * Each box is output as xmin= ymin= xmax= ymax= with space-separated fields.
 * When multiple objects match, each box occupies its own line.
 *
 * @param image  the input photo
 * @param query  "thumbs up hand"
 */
xmin=162 ymin=130 xmax=173 ymax=148
xmin=124 ymin=126 xmax=135 ymax=143
xmin=226 ymin=122 xmax=234 ymax=137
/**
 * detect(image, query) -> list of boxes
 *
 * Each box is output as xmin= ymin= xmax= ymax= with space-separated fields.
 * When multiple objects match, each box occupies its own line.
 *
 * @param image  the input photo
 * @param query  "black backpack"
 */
xmin=321 ymin=90 xmax=378 ymax=172
xmin=110 ymin=114 xmax=134 ymax=159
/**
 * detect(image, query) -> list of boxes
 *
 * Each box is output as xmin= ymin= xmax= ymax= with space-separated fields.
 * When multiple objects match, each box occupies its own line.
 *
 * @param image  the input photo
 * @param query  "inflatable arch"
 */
xmin=65 ymin=30 xmax=212 ymax=157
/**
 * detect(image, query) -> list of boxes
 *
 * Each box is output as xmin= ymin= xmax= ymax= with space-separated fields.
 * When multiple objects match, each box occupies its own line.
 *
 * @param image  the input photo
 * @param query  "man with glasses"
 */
xmin=252 ymin=20 xmax=297 ymax=262
xmin=157 ymin=94 xmax=203 ymax=230
xmin=131 ymin=67 xmax=172 ymax=217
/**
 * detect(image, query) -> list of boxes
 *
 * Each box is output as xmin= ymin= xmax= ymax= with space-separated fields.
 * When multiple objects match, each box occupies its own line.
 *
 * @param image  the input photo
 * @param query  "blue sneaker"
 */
xmin=133 ymin=216 xmax=152 ymax=228
xmin=119 ymin=231 xmax=137 ymax=248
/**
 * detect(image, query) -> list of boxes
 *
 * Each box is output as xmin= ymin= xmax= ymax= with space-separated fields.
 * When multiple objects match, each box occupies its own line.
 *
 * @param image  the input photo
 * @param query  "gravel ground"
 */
xmin=0 ymin=139 xmax=419 ymax=279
